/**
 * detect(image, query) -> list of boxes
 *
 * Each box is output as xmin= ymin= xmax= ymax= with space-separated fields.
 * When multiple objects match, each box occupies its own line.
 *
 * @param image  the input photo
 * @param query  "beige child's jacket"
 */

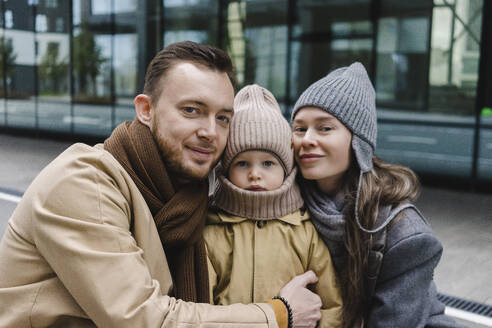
xmin=204 ymin=209 xmax=343 ymax=328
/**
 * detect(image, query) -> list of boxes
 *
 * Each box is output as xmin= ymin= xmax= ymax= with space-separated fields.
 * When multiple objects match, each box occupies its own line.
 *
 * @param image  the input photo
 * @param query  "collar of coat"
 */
xmin=212 ymin=165 xmax=304 ymax=220
xmin=207 ymin=209 xmax=310 ymax=226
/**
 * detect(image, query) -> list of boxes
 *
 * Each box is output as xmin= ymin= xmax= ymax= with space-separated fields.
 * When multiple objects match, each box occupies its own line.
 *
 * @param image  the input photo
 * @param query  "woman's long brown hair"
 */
xmin=339 ymin=156 xmax=420 ymax=327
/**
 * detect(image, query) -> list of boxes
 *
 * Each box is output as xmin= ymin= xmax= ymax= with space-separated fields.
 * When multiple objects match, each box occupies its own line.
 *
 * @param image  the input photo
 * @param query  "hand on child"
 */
xmin=279 ymin=270 xmax=322 ymax=328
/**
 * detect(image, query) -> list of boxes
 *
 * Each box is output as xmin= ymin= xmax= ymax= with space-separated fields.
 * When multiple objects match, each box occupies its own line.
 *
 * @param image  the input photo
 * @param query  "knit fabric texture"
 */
xmin=215 ymin=84 xmax=303 ymax=219
xmin=291 ymin=62 xmax=377 ymax=172
xmin=222 ymin=84 xmax=293 ymax=173
xmin=214 ymin=165 xmax=304 ymax=220
xmin=104 ymin=119 xmax=210 ymax=303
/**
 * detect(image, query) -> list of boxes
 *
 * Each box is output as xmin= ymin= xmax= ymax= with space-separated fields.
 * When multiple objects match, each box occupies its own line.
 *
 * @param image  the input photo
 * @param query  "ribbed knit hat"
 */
xmin=223 ymin=84 xmax=293 ymax=174
xmin=214 ymin=84 xmax=303 ymax=219
xmin=291 ymin=62 xmax=376 ymax=172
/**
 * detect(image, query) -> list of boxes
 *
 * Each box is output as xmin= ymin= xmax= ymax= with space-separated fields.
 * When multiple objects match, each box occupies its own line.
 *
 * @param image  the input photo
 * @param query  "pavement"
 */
xmin=0 ymin=133 xmax=491 ymax=328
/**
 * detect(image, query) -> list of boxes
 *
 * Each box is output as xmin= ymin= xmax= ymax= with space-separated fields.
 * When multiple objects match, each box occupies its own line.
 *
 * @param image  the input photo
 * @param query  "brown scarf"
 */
xmin=104 ymin=119 xmax=209 ymax=303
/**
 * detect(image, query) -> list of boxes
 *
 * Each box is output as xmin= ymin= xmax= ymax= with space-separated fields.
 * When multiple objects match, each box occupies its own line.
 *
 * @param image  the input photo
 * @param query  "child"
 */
xmin=204 ymin=84 xmax=342 ymax=328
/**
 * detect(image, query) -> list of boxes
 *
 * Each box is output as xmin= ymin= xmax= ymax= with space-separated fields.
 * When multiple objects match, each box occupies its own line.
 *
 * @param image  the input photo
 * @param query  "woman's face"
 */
xmin=292 ymin=106 xmax=353 ymax=194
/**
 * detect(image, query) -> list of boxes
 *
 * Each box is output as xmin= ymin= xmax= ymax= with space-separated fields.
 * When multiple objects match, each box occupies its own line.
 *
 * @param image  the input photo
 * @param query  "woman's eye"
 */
xmin=319 ymin=126 xmax=332 ymax=132
xmin=293 ymin=127 xmax=306 ymax=133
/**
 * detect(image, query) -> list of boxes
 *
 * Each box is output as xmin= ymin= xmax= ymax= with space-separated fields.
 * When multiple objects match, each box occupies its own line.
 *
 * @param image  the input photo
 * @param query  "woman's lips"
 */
xmin=299 ymin=153 xmax=324 ymax=163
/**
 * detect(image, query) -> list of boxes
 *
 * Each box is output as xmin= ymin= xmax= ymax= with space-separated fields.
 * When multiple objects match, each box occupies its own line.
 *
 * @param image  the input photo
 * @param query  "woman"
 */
xmin=291 ymin=62 xmax=464 ymax=328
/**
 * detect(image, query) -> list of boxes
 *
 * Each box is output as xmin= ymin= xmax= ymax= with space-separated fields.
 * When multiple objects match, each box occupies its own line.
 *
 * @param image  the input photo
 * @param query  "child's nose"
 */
xmin=248 ymin=168 xmax=261 ymax=180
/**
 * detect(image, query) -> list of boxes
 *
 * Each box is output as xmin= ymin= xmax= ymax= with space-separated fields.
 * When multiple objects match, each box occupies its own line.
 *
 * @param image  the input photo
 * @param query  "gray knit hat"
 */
xmin=291 ymin=62 xmax=376 ymax=172
xmin=223 ymin=84 xmax=294 ymax=174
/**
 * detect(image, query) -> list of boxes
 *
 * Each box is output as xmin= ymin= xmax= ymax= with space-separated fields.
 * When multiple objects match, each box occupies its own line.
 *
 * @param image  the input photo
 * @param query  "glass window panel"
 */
xmin=0 ymin=98 xmax=5 ymax=127
xmin=243 ymin=26 xmax=287 ymax=96
xmin=290 ymin=0 xmax=372 ymax=106
xmin=5 ymin=10 xmax=13 ymax=29
xmin=224 ymin=1 xmax=246 ymax=85
xmin=164 ymin=30 xmax=208 ymax=45
xmin=4 ymin=1 xmax=36 ymax=129
xmin=91 ymin=0 xmax=111 ymax=15
xmin=46 ymin=0 xmax=58 ymax=9
xmin=0 ymin=26 xmax=4 ymax=127
xmin=163 ymin=0 xmax=218 ymax=47
xmin=114 ymin=1 xmax=137 ymax=127
xmin=466 ymin=0 xmax=481 ymax=52
xmin=294 ymin=0 xmax=372 ymax=37
xmin=113 ymin=36 xmax=136 ymax=94
xmin=36 ymin=0 xmax=70 ymax=132
xmin=224 ymin=0 xmax=287 ymax=111
xmin=376 ymin=121 xmax=475 ymax=178
xmin=376 ymin=0 xmax=483 ymax=180
xmin=114 ymin=0 xmax=137 ymax=14
xmin=376 ymin=15 xmax=429 ymax=110
xmin=478 ymin=107 xmax=492 ymax=179
xmin=428 ymin=0 xmax=483 ymax=116
xmin=73 ymin=103 xmax=112 ymax=136
xmin=166 ymin=0 xmax=201 ymax=7
xmin=35 ymin=14 xmax=47 ymax=32
xmin=56 ymin=17 xmax=64 ymax=32
xmin=73 ymin=0 xmax=81 ymax=25
xmin=73 ymin=0 xmax=112 ymax=136
xmin=114 ymin=33 xmax=137 ymax=125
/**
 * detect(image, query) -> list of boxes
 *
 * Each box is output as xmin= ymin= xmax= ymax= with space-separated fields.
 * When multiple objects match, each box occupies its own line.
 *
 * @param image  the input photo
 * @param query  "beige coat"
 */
xmin=204 ymin=210 xmax=343 ymax=328
xmin=0 ymin=143 xmax=278 ymax=328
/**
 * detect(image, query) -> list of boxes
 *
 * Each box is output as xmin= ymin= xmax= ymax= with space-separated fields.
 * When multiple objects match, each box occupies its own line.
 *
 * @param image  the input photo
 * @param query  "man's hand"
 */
xmin=279 ymin=270 xmax=322 ymax=328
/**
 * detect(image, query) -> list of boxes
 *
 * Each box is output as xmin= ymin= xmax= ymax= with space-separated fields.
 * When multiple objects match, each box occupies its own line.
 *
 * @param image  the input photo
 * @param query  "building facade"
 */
xmin=1 ymin=0 xmax=491 ymax=184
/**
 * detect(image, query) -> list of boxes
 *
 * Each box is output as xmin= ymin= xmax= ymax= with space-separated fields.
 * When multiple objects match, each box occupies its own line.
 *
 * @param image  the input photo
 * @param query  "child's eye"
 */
xmin=217 ymin=115 xmax=231 ymax=124
xmin=263 ymin=161 xmax=275 ymax=167
xmin=293 ymin=127 xmax=306 ymax=133
xmin=236 ymin=161 xmax=248 ymax=167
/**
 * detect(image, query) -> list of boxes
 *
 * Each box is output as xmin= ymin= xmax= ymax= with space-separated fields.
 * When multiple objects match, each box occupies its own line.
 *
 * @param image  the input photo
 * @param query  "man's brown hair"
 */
xmin=143 ymin=41 xmax=236 ymax=104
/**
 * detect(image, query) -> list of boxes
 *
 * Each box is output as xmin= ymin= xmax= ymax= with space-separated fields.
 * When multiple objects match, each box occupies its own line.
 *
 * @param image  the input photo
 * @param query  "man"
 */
xmin=0 ymin=41 xmax=321 ymax=327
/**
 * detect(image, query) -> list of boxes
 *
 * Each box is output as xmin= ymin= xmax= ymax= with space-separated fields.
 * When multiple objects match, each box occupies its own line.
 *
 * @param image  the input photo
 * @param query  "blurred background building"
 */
xmin=0 ymin=0 xmax=491 ymax=186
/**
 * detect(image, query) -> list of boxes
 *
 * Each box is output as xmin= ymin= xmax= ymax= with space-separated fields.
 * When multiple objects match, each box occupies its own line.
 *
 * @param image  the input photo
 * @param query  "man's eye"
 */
xmin=183 ymin=107 xmax=198 ymax=114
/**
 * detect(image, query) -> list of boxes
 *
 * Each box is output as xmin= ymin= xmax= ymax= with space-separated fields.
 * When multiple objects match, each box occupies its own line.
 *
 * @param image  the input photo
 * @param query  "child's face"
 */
xmin=228 ymin=150 xmax=285 ymax=191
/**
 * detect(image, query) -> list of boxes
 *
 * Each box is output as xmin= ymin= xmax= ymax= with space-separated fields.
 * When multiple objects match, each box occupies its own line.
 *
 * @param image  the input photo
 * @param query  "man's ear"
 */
xmin=134 ymin=94 xmax=153 ymax=127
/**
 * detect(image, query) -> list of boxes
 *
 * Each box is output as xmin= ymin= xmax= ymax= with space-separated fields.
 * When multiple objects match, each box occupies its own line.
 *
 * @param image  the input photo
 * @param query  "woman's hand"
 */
xmin=279 ymin=270 xmax=322 ymax=328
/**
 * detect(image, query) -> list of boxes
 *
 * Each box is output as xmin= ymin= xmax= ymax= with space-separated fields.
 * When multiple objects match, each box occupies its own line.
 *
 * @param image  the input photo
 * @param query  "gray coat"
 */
xmin=366 ymin=208 xmax=465 ymax=327
xmin=326 ymin=208 xmax=466 ymax=328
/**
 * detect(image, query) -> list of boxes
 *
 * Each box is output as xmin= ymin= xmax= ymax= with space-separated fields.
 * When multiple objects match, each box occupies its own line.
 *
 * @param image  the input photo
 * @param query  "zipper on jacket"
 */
xmin=252 ymin=222 xmax=256 ymax=302
xmin=252 ymin=220 xmax=267 ymax=302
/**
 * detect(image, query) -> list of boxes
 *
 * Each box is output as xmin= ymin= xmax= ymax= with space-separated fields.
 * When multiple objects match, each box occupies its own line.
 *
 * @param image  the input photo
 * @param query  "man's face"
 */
xmin=150 ymin=62 xmax=234 ymax=180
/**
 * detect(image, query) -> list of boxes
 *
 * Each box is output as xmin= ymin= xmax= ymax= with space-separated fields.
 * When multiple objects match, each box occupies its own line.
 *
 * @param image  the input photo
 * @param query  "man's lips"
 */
xmin=186 ymin=145 xmax=215 ymax=159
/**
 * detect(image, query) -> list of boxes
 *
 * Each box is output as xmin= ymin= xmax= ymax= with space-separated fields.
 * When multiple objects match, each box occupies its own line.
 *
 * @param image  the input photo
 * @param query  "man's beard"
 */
xmin=151 ymin=121 xmax=216 ymax=181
